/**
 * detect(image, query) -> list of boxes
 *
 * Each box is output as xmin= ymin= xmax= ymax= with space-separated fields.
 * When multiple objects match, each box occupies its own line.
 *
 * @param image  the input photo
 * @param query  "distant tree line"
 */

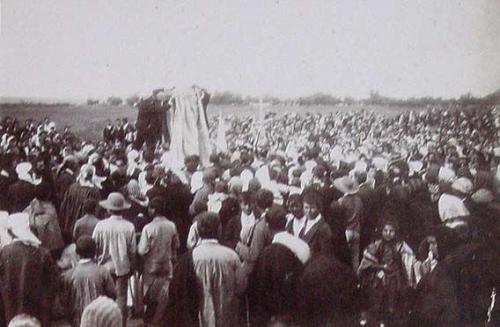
xmin=82 ymin=88 xmax=499 ymax=107
xmin=0 ymin=102 xmax=72 ymax=108
xmin=208 ymin=90 xmax=500 ymax=107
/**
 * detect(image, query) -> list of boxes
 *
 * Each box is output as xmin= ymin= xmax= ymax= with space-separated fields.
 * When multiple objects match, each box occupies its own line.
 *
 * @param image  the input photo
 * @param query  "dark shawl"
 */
xmin=301 ymin=218 xmax=335 ymax=259
xmin=0 ymin=242 xmax=59 ymax=327
xmin=8 ymin=180 xmax=35 ymax=213
xmin=59 ymin=183 xmax=101 ymax=243
xmin=160 ymin=251 xmax=200 ymax=327
xmin=248 ymin=243 xmax=304 ymax=326
xmin=295 ymin=255 xmax=358 ymax=326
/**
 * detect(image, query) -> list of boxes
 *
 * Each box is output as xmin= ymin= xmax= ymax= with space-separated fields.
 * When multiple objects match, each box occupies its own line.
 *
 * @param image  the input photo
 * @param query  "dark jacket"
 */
xmin=300 ymin=217 xmax=335 ymax=259
xmin=8 ymin=180 xmax=36 ymax=213
xmin=161 ymin=251 xmax=200 ymax=327
xmin=249 ymin=243 xmax=304 ymax=326
xmin=0 ymin=241 xmax=59 ymax=326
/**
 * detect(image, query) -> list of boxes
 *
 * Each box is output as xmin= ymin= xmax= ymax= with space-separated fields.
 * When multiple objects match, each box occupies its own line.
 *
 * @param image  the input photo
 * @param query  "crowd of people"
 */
xmin=0 ymin=103 xmax=499 ymax=327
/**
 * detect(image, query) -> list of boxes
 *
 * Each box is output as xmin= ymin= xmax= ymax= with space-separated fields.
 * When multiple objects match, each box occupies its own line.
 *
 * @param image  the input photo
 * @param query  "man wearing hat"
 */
xmin=333 ymin=175 xmax=364 ymax=270
xmin=0 ymin=213 xmax=58 ymax=326
xmin=93 ymin=192 xmax=136 ymax=325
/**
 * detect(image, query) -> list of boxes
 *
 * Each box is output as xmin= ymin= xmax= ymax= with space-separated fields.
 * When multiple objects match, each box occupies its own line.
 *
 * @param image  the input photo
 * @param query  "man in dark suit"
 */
xmin=134 ymin=90 xmax=169 ymax=150
xmin=103 ymin=119 xmax=114 ymax=144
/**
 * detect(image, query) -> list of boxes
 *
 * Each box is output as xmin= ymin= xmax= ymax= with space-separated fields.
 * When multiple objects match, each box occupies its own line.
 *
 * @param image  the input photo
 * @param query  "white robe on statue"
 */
xmin=167 ymin=86 xmax=211 ymax=167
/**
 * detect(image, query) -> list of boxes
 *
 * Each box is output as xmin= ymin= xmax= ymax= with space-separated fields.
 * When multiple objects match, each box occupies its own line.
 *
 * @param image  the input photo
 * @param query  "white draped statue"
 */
xmin=167 ymin=86 xmax=212 ymax=168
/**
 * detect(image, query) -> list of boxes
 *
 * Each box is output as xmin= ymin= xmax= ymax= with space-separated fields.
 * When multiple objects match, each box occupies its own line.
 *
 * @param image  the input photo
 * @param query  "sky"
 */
xmin=1 ymin=0 xmax=499 ymax=100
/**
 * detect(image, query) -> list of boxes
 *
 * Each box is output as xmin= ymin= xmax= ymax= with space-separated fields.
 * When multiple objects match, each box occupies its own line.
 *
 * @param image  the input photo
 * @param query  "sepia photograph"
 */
xmin=1 ymin=1 xmax=500 ymax=326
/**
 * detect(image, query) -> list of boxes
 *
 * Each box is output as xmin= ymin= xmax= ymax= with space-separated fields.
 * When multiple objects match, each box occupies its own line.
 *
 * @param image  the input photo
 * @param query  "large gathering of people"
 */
xmin=0 ymin=101 xmax=500 ymax=327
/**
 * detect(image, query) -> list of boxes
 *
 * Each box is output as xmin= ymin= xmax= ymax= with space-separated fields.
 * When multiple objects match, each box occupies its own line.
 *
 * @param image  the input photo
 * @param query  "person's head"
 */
xmin=8 ymin=314 xmax=41 ymax=327
xmin=148 ymin=197 xmax=165 ymax=217
xmin=83 ymin=198 xmax=97 ymax=215
xmin=254 ymin=189 xmax=274 ymax=217
xmin=302 ymin=188 xmax=322 ymax=220
xmin=287 ymin=193 xmax=304 ymax=218
xmin=78 ymin=164 xmax=95 ymax=182
xmin=240 ymin=192 xmax=254 ymax=215
xmin=202 ymin=168 xmax=217 ymax=185
xmin=184 ymin=155 xmax=200 ymax=173
xmin=76 ymin=235 xmax=97 ymax=259
xmin=417 ymin=235 xmax=438 ymax=261
xmin=381 ymin=220 xmax=398 ymax=242
xmin=80 ymin=296 xmax=123 ymax=327
xmin=266 ymin=205 xmax=287 ymax=233
xmin=214 ymin=180 xmax=227 ymax=194
xmin=196 ymin=212 xmax=221 ymax=240
xmin=34 ymin=183 xmax=51 ymax=202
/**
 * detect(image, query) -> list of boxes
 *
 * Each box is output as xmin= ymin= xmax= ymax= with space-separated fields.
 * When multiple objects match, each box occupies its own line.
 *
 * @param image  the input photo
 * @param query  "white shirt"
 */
xmin=290 ymin=215 xmax=306 ymax=238
xmin=303 ymin=213 xmax=322 ymax=235
xmin=240 ymin=212 xmax=256 ymax=243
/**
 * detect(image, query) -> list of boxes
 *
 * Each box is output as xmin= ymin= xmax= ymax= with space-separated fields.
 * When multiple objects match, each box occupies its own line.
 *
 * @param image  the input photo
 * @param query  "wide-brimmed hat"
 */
xmin=333 ymin=176 xmax=360 ymax=195
xmin=99 ymin=192 xmax=131 ymax=211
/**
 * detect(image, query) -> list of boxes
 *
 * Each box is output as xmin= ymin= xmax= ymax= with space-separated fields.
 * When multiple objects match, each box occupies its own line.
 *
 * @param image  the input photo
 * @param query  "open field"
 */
xmin=0 ymin=103 xmax=421 ymax=141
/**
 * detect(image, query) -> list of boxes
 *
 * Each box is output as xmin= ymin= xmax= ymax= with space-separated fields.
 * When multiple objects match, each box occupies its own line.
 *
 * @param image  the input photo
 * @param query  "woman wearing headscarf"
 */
xmin=358 ymin=219 xmax=418 ymax=326
xmin=54 ymin=155 xmax=79 ymax=208
xmin=8 ymin=162 xmax=39 ymax=213
xmin=23 ymin=183 xmax=64 ymax=258
xmin=0 ymin=213 xmax=59 ymax=327
xmin=59 ymin=164 xmax=101 ymax=244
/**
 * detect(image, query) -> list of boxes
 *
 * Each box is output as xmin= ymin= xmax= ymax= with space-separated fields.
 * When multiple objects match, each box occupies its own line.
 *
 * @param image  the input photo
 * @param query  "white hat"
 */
xmin=333 ymin=176 xmax=360 ymax=195
xmin=451 ymin=177 xmax=473 ymax=194
xmin=15 ymin=162 xmax=32 ymax=176
xmin=99 ymin=192 xmax=131 ymax=211
xmin=7 ymin=213 xmax=41 ymax=246
xmin=408 ymin=160 xmax=423 ymax=174
xmin=372 ymin=157 xmax=388 ymax=171
xmin=127 ymin=150 xmax=139 ymax=163
xmin=438 ymin=167 xmax=456 ymax=184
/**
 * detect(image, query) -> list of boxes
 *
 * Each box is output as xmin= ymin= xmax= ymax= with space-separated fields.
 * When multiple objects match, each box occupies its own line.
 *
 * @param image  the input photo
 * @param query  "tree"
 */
xmin=106 ymin=96 xmax=123 ymax=106
xmin=126 ymin=95 xmax=140 ymax=106
xmin=87 ymin=98 xmax=99 ymax=105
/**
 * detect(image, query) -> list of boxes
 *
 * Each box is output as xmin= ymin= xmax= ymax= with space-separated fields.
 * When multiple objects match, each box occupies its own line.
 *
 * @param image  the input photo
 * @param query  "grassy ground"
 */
xmin=0 ymin=103 xmax=417 ymax=141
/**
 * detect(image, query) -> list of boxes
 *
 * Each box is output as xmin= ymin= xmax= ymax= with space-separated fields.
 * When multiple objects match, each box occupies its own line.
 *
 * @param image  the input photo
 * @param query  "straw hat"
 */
xmin=333 ymin=176 xmax=360 ymax=195
xmin=99 ymin=192 xmax=131 ymax=211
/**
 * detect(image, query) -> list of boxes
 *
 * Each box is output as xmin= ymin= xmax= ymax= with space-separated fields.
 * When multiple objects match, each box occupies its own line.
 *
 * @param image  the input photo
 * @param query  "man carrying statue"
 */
xmin=135 ymin=85 xmax=211 ymax=168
